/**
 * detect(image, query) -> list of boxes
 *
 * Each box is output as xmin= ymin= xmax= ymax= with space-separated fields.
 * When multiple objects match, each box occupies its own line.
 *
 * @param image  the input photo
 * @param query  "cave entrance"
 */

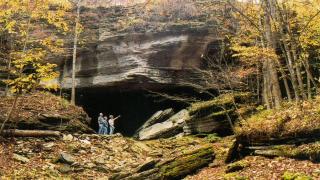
xmin=76 ymin=88 xmax=184 ymax=136
xmin=75 ymin=84 xmax=216 ymax=137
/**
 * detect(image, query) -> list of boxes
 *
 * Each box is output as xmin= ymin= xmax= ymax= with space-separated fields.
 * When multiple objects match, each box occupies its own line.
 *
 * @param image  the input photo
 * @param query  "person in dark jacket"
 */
xmin=102 ymin=116 xmax=109 ymax=134
xmin=97 ymin=113 xmax=104 ymax=134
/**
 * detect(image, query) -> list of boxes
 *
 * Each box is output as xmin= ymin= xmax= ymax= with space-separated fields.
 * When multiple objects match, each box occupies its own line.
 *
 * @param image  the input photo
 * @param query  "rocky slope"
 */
xmin=0 ymin=134 xmax=214 ymax=179
xmin=0 ymin=92 xmax=93 ymax=133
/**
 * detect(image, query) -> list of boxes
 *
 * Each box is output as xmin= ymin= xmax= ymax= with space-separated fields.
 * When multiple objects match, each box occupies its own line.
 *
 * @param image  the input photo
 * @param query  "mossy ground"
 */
xmin=235 ymin=97 xmax=320 ymax=142
xmin=187 ymin=92 xmax=256 ymax=123
xmin=159 ymin=145 xmax=214 ymax=179
xmin=188 ymin=93 xmax=235 ymax=116
xmin=226 ymin=160 xmax=249 ymax=173
xmin=186 ymin=135 xmax=320 ymax=180
xmin=282 ymin=171 xmax=313 ymax=180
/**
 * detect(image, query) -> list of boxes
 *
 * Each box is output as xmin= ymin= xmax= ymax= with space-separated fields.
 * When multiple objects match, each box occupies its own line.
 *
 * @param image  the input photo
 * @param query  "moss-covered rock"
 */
xmin=282 ymin=171 xmax=313 ymax=180
xmin=158 ymin=145 xmax=214 ymax=179
xmin=206 ymin=133 xmax=221 ymax=143
xmin=226 ymin=160 xmax=249 ymax=173
xmin=188 ymin=94 xmax=234 ymax=116
xmin=117 ymin=144 xmax=215 ymax=180
xmin=185 ymin=92 xmax=256 ymax=135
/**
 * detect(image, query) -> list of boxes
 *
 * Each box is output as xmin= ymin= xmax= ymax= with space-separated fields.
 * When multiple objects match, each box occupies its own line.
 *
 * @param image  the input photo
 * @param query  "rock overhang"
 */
xmin=58 ymin=2 xmax=227 ymax=91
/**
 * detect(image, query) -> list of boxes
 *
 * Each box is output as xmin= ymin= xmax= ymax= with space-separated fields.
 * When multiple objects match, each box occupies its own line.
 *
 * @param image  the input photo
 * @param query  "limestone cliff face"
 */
xmin=60 ymin=1 xmax=226 ymax=90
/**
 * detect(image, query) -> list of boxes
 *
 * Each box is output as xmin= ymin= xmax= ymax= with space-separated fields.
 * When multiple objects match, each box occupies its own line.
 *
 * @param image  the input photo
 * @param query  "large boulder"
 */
xmin=138 ymin=109 xmax=191 ymax=140
xmin=134 ymin=108 xmax=174 ymax=138
xmin=185 ymin=92 xmax=256 ymax=135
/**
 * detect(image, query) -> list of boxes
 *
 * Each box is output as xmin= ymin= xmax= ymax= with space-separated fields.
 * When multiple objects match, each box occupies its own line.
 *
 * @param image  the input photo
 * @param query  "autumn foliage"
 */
xmin=229 ymin=0 xmax=320 ymax=108
xmin=0 ymin=0 xmax=71 ymax=94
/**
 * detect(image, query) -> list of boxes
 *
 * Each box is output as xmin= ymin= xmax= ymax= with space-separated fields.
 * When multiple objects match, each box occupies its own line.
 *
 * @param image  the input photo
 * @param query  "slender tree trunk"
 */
xmin=1 ymin=14 xmax=32 ymax=134
xmin=4 ymin=39 xmax=13 ymax=97
xmin=278 ymin=66 xmax=292 ymax=101
xmin=307 ymin=72 xmax=312 ymax=100
xmin=4 ymin=57 xmax=11 ymax=96
xmin=274 ymin=1 xmax=300 ymax=102
xmin=71 ymin=0 xmax=81 ymax=105
xmin=302 ymin=60 xmax=317 ymax=95
xmin=282 ymin=42 xmax=300 ymax=102
xmin=285 ymin=11 xmax=306 ymax=99
xmin=0 ymin=95 xmax=19 ymax=133
xmin=263 ymin=60 xmax=271 ymax=109
xmin=273 ymin=40 xmax=291 ymax=101
xmin=295 ymin=64 xmax=307 ymax=99
xmin=257 ymin=70 xmax=261 ymax=103
xmin=291 ymin=42 xmax=306 ymax=99
xmin=263 ymin=0 xmax=282 ymax=108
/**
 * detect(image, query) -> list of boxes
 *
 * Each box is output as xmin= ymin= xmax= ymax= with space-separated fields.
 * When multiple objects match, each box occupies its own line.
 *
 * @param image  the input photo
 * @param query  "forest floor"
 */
xmin=186 ymin=97 xmax=320 ymax=180
xmin=1 ymin=92 xmax=320 ymax=179
xmin=187 ymin=136 xmax=320 ymax=180
xmin=0 ymin=133 xmax=210 ymax=179
xmin=1 ymin=133 xmax=319 ymax=179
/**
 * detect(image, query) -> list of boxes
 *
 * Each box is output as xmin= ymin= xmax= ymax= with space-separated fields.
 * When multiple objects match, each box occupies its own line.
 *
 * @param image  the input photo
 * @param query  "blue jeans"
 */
xmin=102 ymin=126 xmax=109 ymax=135
xmin=98 ymin=124 xmax=103 ymax=134
xmin=109 ymin=126 xmax=114 ymax=135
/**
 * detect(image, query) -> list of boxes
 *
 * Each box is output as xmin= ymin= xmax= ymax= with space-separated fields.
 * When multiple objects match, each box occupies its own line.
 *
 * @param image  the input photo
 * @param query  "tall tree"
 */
xmin=71 ymin=0 xmax=82 ymax=105
xmin=0 ymin=0 xmax=71 ymax=133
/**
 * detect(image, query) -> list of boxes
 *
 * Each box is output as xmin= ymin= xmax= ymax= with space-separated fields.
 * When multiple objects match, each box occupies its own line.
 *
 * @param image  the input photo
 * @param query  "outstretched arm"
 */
xmin=114 ymin=115 xmax=121 ymax=121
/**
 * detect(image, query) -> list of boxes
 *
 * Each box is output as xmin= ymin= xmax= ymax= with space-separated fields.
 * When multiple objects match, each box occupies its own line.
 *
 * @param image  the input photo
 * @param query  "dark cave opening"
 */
xmin=76 ymin=88 xmax=185 ymax=136
xmin=75 ymin=85 xmax=217 ymax=136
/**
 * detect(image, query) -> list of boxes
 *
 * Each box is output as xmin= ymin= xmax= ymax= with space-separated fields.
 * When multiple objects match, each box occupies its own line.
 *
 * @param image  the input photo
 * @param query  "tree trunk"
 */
xmin=257 ymin=76 xmax=260 ymax=102
xmin=289 ymin=31 xmax=307 ymax=99
xmin=295 ymin=64 xmax=306 ymax=99
xmin=307 ymin=72 xmax=311 ymax=100
xmin=4 ymin=53 xmax=12 ymax=97
xmin=281 ymin=71 xmax=292 ymax=102
xmin=0 ymin=95 xmax=19 ymax=134
xmin=262 ymin=61 xmax=271 ymax=109
xmin=281 ymin=42 xmax=300 ymax=102
xmin=71 ymin=0 xmax=81 ymax=105
xmin=1 ymin=10 xmax=32 ymax=134
xmin=277 ymin=61 xmax=292 ymax=101
xmin=274 ymin=1 xmax=300 ymax=102
xmin=262 ymin=0 xmax=282 ymax=108
xmin=302 ymin=60 xmax=317 ymax=88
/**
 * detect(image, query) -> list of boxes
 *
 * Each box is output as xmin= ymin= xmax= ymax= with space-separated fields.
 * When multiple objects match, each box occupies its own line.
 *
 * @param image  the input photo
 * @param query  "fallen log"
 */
xmin=158 ymin=145 xmax=214 ymax=179
xmin=111 ymin=145 xmax=215 ymax=180
xmin=237 ymin=127 xmax=320 ymax=146
xmin=246 ymin=143 xmax=320 ymax=162
xmin=1 ymin=129 xmax=61 ymax=137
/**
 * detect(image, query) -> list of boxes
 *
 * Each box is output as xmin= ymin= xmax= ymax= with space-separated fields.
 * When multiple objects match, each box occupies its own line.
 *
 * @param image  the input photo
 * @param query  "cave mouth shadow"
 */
xmin=76 ymin=88 xmax=186 ymax=137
